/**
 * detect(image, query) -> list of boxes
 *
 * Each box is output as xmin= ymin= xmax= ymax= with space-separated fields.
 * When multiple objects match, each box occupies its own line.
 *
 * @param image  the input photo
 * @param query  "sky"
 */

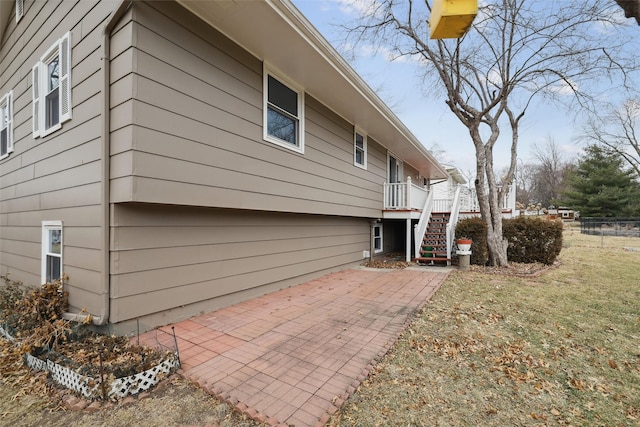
xmin=291 ymin=0 xmax=638 ymax=175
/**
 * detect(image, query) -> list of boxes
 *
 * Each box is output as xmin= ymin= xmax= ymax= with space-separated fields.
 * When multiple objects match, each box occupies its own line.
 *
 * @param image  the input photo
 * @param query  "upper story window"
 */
xmin=0 ymin=91 xmax=14 ymax=159
xmin=32 ymin=32 xmax=72 ymax=138
xmin=263 ymin=68 xmax=304 ymax=153
xmin=42 ymin=221 xmax=63 ymax=284
xmin=16 ymin=0 xmax=24 ymax=23
xmin=354 ymin=129 xmax=367 ymax=169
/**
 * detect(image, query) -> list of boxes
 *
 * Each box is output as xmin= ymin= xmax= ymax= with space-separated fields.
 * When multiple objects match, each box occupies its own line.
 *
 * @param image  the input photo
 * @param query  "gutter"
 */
xmin=63 ymin=0 xmax=131 ymax=326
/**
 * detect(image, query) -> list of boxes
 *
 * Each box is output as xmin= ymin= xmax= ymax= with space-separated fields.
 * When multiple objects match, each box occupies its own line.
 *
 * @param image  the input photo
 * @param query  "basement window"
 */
xmin=42 ymin=221 xmax=63 ymax=284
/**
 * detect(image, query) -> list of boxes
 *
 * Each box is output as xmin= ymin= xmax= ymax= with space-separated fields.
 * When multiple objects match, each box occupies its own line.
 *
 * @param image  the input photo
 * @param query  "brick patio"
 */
xmin=139 ymin=267 xmax=448 ymax=426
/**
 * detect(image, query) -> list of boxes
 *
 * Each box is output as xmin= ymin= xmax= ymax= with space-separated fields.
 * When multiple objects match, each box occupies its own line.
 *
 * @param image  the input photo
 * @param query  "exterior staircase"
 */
xmin=416 ymin=212 xmax=451 ymax=265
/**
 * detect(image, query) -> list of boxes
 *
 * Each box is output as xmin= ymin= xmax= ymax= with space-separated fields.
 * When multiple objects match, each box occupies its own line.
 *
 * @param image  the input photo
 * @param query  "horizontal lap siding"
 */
xmin=109 ymin=203 xmax=370 ymax=324
xmin=0 ymin=1 xmax=115 ymax=315
xmin=108 ymin=1 xmax=386 ymax=218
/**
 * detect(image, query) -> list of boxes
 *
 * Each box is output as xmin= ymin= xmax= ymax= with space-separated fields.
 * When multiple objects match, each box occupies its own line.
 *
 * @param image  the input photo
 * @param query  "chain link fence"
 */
xmin=580 ymin=217 xmax=640 ymax=237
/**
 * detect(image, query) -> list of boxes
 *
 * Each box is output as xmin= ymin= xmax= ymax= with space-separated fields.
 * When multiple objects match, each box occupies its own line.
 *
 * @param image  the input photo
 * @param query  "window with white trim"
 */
xmin=16 ymin=0 xmax=24 ymax=23
xmin=354 ymin=130 xmax=367 ymax=168
xmin=32 ymin=32 xmax=72 ymax=138
xmin=373 ymin=224 xmax=383 ymax=253
xmin=0 ymin=91 xmax=13 ymax=159
xmin=42 ymin=221 xmax=63 ymax=284
xmin=263 ymin=69 xmax=304 ymax=153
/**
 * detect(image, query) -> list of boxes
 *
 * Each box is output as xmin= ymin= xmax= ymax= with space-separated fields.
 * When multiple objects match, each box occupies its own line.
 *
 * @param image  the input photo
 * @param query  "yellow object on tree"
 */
xmin=430 ymin=0 xmax=478 ymax=39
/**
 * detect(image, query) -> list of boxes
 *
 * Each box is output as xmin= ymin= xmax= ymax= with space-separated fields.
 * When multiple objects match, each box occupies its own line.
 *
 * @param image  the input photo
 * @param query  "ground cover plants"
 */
xmin=329 ymin=224 xmax=640 ymax=426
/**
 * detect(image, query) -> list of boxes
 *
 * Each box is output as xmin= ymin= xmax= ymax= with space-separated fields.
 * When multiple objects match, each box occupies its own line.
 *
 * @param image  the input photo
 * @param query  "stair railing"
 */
xmin=413 ymin=189 xmax=434 ymax=261
xmin=445 ymin=184 xmax=464 ymax=264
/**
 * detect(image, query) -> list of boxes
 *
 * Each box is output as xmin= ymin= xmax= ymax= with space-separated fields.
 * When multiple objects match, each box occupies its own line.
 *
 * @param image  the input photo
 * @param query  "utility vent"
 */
xmin=363 ymin=250 xmax=370 ymax=259
xmin=16 ymin=0 xmax=24 ymax=23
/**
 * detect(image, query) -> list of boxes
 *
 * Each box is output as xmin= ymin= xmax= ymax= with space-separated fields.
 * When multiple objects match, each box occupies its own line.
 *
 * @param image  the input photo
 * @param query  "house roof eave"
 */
xmin=176 ymin=0 xmax=448 ymax=180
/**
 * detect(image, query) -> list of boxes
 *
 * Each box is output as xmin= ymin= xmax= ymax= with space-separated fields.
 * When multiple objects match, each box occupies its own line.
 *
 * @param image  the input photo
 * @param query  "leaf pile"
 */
xmin=361 ymin=259 xmax=413 ymax=269
xmin=0 ymin=276 xmax=173 ymax=401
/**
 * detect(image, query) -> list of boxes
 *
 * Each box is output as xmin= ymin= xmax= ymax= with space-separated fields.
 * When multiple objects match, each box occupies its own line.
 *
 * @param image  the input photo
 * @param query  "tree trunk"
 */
xmin=471 ymin=127 xmax=509 ymax=266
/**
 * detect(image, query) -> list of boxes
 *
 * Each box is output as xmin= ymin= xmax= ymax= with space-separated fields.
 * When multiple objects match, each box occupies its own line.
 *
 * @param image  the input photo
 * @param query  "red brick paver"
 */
xmin=141 ymin=267 xmax=448 ymax=426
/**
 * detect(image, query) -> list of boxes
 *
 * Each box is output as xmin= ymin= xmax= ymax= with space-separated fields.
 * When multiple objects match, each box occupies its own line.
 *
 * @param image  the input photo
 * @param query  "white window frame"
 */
xmin=16 ymin=0 xmax=24 ymax=23
xmin=41 ymin=221 xmax=63 ymax=284
xmin=354 ymin=129 xmax=367 ymax=169
xmin=263 ymin=66 xmax=305 ymax=154
xmin=0 ymin=90 xmax=14 ymax=160
xmin=32 ymin=31 xmax=72 ymax=138
xmin=373 ymin=224 xmax=383 ymax=254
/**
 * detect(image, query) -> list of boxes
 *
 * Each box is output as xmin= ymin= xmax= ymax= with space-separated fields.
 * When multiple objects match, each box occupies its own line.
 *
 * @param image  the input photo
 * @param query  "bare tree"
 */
xmin=531 ymin=138 xmax=572 ymax=207
xmin=343 ymin=0 xmax=637 ymax=265
xmin=514 ymin=162 xmax=536 ymax=207
xmin=577 ymin=99 xmax=640 ymax=178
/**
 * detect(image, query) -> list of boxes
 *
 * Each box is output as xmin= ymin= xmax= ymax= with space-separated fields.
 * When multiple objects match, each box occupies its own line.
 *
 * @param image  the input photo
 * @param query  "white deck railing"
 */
xmin=458 ymin=184 xmax=516 ymax=213
xmin=445 ymin=185 xmax=464 ymax=261
xmin=383 ymin=177 xmax=428 ymax=210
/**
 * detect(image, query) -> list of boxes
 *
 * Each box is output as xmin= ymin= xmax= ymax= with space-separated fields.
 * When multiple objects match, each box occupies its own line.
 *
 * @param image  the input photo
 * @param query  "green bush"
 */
xmin=455 ymin=217 xmax=489 ymax=265
xmin=502 ymin=216 xmax=563 ymax=265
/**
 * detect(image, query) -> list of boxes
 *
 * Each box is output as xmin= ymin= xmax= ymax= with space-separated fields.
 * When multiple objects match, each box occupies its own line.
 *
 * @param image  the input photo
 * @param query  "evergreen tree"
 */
xmin=562 ymin=145 xmax=640 ymax=217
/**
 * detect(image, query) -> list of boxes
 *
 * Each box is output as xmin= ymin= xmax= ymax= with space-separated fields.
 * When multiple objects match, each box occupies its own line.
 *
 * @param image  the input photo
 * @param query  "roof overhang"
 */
xmin=443 ymin=165 xmax=467 ymax=185
xmin=176 ymin=0 xmax=447 ymax=180
xmin=0 ymin=0 xmax=13 ymax=41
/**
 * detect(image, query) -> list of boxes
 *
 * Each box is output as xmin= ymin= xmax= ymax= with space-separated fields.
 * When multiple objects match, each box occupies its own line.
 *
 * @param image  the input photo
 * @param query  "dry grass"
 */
xmin=329 ymin=224 xmax=640 ymax=426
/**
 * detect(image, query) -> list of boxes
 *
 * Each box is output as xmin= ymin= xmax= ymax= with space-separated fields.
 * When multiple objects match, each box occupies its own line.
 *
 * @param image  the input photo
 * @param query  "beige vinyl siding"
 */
xmin=108 ymin=1 xmax=387 ymax=219
xmin=0 ymin=0 xmax=115 ymax=315
xmin=109 ymin=203 xmax=370 ymax=325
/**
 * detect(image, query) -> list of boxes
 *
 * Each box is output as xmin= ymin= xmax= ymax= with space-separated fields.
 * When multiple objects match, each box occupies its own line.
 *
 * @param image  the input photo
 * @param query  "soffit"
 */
xmin=176 ymin=0 xmax=447 ymax=180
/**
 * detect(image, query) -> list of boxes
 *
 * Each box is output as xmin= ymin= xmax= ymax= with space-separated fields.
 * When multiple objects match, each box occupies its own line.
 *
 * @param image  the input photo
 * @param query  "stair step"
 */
xmin=415 ymin=257 xmax=450 ymax=264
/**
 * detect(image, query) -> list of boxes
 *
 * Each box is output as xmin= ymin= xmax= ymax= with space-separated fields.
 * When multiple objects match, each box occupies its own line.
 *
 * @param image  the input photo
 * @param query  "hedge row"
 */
xmin=455 ymin=216 xmax=563 ymax=265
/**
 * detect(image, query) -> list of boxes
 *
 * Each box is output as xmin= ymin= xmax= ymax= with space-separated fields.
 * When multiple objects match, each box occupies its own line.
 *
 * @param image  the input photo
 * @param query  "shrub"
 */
xmin=455 ymin=217 xmax=489 ymax=265
xmin=503 ymin=216 xmax=563 ymax=265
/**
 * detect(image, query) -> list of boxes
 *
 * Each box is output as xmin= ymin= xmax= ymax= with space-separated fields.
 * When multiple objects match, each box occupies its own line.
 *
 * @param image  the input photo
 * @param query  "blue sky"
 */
xmin=291 ymin=0 xmax=632 ymax=175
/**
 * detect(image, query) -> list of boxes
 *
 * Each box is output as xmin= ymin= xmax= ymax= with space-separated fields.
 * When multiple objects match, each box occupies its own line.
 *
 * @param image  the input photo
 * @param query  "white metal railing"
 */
xmin=413 ymin=190 xmax=434 ymax=260
xmin=383 ymin=177 xmax=428 ymax=210
xmin=445 ymin=185 xmax=464 ymax=262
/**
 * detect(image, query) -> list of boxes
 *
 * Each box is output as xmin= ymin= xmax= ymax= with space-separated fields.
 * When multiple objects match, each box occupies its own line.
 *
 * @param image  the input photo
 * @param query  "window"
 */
xmin=33 ymin=32 xmax=72 ymax=138
xmin=354 ymin=130 xmax=367 ymax=169
xmin=0 ymin=91 xmax=13 ymax=159
xmin=16 ymin=0 xmax=24 ymax=23
xmin=263 ymin=68 xmax=304 ymax=153
xmin=42 ymin=221 xmax=63 ymax=284
xmin=373 ymin=224 xmax=383 ymax=253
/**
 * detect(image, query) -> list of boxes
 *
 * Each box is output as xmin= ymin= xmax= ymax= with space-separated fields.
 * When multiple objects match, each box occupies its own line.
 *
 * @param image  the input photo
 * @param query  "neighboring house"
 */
xmin=0 ymin=0 xmax=449 ymax=333
xmin=548 ymin=207 xmax=578 ymax=221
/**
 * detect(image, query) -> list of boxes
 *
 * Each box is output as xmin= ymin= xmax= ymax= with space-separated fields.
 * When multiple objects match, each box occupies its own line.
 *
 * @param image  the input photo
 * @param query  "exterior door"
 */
xmin=388 ymin=154 xmax=401 ymax=183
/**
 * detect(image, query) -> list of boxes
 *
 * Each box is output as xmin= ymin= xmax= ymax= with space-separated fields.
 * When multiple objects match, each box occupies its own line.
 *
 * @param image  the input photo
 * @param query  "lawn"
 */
xmin=329 ymin=225 xmax=640 ymax=426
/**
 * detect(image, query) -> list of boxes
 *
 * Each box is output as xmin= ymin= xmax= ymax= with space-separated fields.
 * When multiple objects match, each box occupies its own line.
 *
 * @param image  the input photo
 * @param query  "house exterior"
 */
xmin=0 ymin=0 xmax=449 ymax=333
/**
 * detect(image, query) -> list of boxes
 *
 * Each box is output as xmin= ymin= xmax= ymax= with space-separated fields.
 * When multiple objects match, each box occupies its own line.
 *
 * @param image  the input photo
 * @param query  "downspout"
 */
xmin=63 ymin=0 xmax=131 ymax=325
